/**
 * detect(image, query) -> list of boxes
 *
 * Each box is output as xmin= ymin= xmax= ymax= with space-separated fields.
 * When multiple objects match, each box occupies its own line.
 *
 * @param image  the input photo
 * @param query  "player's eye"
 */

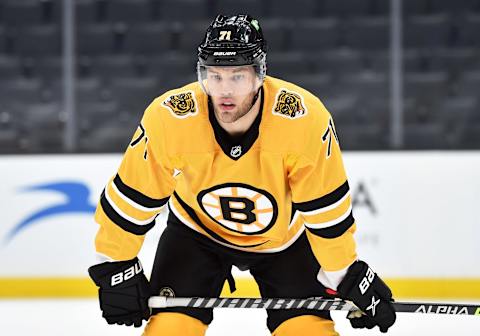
xmin=232 ymin=74 xmax=245 ymax=81
xmin=209 ymin=74 xmax=222 ymax=81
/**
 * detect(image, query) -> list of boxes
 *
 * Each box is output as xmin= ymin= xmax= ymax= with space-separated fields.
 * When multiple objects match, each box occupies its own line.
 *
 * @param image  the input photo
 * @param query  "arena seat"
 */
xmin=15 ymin=25 xmax=61 ymax=56
xmin=321 ymin=0 xmax=373 ymax=17
xmin=343 ymin=16 xmax=390 ymax=50
xmin=105 ymin=0 xmax=152 ymax=23
xmin=154 ymin=0 xmax=209 ymax=21
xmin=289 ymin=18 xmax=341 ymax=51
xmin=123 ymin=22 xmax=172 ymax=54
xmin=267 ymin=0 xmax=318 ymax=18
xmin=267 ymin=51 xmax=310 ymax=78
xmin=404 ymin=14 xmax=452 ymax=49
xmin=3 ymin=0 xmax=60 ymax=26
xmin=77 ymin=23 xmax=122 ymax=55
xmin=213 ymin=0 xmax=265 ymax=18
xmin=0 ymin=55 xmax=22 ymax=80
xmin=312 ymin=49 xmax=365 ymax=76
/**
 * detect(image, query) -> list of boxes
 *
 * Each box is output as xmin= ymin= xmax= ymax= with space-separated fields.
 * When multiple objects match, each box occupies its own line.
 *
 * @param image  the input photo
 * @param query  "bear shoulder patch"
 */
xmin=272 ymin=89 xmax=307 ymax=119
xmin=162 ymin=91 xmax=198 ymax=118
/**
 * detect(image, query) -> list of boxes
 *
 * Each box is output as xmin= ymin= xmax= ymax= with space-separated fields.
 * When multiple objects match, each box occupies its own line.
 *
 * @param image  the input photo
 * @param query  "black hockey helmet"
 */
xmin=197 ymin=14 xmax=267 ymax=79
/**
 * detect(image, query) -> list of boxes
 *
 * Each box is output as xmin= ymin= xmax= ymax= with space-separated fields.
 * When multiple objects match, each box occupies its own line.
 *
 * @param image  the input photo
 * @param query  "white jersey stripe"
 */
xmin=304 ymin=205 xmax=353 ymax=230
xmin=105 ymin=188 xmax=158 ymax=226
xmin=111 ymin=179 xmax=165 ymax=212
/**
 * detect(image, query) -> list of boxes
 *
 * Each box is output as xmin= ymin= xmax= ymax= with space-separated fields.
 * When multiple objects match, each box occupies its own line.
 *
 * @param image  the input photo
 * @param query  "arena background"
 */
xmin=0 ymin=0 xmax=479 ymax=335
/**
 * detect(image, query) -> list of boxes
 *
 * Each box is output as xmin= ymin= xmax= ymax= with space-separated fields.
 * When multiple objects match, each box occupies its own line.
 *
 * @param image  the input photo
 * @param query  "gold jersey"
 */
xmin=94 ymin=76 xmax=357 ymax=272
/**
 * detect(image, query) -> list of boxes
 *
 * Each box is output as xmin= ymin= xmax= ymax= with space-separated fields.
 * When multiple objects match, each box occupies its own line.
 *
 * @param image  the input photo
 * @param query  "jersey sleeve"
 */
xmin=93 ymin=100 xmax=176 ymax=261
xmin=288 ymin=104 xmax=357 ymax=273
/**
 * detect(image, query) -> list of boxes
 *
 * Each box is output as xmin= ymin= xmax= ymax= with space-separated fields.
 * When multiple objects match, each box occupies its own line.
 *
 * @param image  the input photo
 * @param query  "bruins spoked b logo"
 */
xmin=163 ymin=91 xmax=197 ymax=118
xmin=198 ymin=183 xmax=278 ymax=235
xmin=273 ymin=89 xmax=307 ymax=119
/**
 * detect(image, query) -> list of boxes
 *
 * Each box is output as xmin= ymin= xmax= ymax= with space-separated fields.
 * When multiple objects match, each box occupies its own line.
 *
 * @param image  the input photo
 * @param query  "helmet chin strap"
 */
xmin=248 ymin=86 xmax=262 ymax=112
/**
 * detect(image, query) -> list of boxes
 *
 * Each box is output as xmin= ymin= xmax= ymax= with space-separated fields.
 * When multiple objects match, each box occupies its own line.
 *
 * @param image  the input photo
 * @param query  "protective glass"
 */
xmin=197 ymin=65 xmax=262 ymax=97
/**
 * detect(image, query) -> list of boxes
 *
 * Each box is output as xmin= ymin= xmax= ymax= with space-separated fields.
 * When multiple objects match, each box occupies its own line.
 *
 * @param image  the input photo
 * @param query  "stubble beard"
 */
xmin=214 ymin=92 xmax=256 ymax=124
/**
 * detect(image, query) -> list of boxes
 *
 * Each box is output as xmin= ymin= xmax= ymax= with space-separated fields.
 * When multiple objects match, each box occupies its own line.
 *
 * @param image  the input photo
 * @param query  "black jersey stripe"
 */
xmin=293 ymin=180 xmax=349 ymax=213
xmin=305 ymin=211 xmax=355 ymax=239
xmin=113 ymin=174 xmax=169 ymax=209
xmin=172 ymin=191 xmax=268 ymax=249
xmin=100 ymin=190 xmax=156 ymax=235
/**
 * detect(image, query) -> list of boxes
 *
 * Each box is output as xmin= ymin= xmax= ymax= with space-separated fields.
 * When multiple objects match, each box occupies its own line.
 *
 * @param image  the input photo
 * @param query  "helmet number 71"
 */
xmin=219 ymin=30 xmax=232 ymax=41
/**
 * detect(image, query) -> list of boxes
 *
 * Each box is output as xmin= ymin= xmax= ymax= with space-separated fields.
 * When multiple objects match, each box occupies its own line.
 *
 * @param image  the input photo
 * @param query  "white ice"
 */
xmin=0 ymin=299 xmax=478 ymax=335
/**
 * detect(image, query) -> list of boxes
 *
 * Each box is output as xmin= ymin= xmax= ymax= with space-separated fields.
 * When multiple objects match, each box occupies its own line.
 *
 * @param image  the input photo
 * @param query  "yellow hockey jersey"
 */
xmin=94 ymin=76 xmax=357 ymax=272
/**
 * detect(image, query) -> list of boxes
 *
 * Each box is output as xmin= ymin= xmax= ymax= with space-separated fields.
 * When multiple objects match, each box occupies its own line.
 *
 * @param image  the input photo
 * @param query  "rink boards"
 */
xmin=0 ymin=152 xmax=479 ymax=298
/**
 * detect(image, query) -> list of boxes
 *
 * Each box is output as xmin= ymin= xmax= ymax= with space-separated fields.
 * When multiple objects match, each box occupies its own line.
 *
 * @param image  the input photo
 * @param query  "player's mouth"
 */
xmin=219 ymin=102 xmax=236 ymax=111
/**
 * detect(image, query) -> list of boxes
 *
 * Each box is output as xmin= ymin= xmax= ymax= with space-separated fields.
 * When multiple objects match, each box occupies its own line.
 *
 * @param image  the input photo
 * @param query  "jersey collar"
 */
xmin=208 ymin=87 xmax=264 ymax=161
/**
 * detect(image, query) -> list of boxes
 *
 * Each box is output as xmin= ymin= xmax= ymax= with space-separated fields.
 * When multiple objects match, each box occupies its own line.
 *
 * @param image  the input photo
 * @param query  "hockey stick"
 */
xmin=148 ymin=296 xmax=480 ymax=316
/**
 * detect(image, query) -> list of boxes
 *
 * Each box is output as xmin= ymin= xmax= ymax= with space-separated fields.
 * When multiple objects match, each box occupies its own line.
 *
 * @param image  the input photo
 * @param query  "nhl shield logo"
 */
xmin=163 ymin=91 xmax=197 ymax=118
xmin=272 ymin=89 xmax=307 ymax=119
xmin=230 ymin=145 xmax=242 ymax=158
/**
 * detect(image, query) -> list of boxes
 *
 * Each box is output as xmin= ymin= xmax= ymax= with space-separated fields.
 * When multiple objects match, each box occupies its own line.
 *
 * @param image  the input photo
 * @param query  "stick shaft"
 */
xmin=148 ymin=296 xmax=480 ymax=316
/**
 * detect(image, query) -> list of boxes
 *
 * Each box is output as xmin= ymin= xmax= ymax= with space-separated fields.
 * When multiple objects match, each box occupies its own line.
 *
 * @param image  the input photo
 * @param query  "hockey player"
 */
xmin=88 ymin=14 xmax=396 ymax=335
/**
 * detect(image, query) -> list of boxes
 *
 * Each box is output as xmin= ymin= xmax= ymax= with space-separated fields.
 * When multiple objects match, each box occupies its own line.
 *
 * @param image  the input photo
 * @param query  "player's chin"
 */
xmin=216 ymin=109 xmax=238 ymax=123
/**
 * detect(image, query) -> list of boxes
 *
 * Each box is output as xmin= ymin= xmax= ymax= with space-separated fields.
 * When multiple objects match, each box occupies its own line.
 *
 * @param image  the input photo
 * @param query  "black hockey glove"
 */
xmin=336 ymin=260 xmax=396 ymax=333
xmin=88 ymin=257 xmax=151 ymax=327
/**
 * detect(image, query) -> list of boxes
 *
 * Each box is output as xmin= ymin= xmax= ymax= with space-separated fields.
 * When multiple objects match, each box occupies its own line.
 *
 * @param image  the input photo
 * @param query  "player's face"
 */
xmin=204 ymin=66 xmax=261 ymax=123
